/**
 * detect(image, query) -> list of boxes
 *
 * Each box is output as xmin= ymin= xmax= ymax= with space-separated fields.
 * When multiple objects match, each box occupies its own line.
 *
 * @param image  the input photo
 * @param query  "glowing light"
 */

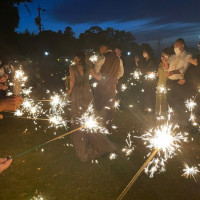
xmin=138 ymin=115 xmax=188 ymax=177
xmin=109 ymin=153 xmax=117 ymax=160
xmin=157 ymin=85 xmax=167 ymax=94
xmin=121 ymin=84 xmax=127 ymax=92
xmin=185 ymin=99 xmax=197 ymax=111
xmin=122 ymin=133 xmax=135 ymax=157
xmin=145 ymin=72 xmax=156 ymax=80
xmin=182 ymin=163 xmax=199 ymax=181
xmin=89 ymin=54 xmax=98 ymax=63
xmin=78 ymin=104 xmax=109 ymax=134
xmin=133 ymin=70 xmax=142 ymax=80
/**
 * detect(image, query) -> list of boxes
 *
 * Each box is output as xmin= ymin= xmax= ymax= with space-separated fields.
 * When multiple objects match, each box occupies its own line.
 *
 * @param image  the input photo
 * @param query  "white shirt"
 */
xmin=168 ymin=50 xmax=191 ymax=80
xmin=94 ymin=50 xmax=124 ymax=78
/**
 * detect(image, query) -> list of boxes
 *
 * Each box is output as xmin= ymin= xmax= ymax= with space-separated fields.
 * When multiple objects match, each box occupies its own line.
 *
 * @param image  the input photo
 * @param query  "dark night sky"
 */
xmin=17 ymin=0 xmax=200 ymax=46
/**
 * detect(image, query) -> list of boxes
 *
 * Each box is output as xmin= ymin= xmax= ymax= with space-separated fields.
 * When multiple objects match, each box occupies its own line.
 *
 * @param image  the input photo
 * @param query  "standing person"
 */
xmin=136 ymin=46 xmax=156 ymax=111
xmin=68 ymin=52 xmax=116 ymax=162
xmin=155 ymin=48 xmax=172 ymax=115
xmin=166 ymin=38 xmax=191 ymax=120
xmin=94 ymin=43 xmax=124 ymax=130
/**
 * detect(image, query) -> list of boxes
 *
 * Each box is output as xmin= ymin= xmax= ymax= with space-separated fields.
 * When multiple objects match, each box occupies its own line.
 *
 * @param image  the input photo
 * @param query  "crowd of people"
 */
xmin=0 ymin=37 xmax=200 ymax=171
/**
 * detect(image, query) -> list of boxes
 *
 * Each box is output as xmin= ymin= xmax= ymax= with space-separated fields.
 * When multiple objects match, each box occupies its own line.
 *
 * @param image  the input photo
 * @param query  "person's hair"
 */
xmin=162 ymin=48 xmax=174 ymax=56
xmin=115 ymin=46 xmax=122 ymax=51
xmin=100 ymin=41 xmax=112 ymax=50
xmin=141 ymin=43 xmax=154 ymax=58
xmin=175 ymin=38 xmax=185 ymax=45
xmin=74 ymin=52 xmax=87 ymax=73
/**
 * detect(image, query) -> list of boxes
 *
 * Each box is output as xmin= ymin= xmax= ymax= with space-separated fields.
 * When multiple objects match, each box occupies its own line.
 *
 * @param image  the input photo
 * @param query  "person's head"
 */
xmin=100 ymin=43 xmax=111 ymax=54
xmin=74 ymin=52 xmax=86 ymax=65
xmin=174 ymin=38 xmax=185 ymax=55
xmin=115 ymin=47 xmax=122 ymax=57
xmin=141 ymin=44 xmax=154 ymax=60
xmin=142 ymin=50 xmax=149 ymax=59
xmin=161 ymin=48 xmax=173 ymax=62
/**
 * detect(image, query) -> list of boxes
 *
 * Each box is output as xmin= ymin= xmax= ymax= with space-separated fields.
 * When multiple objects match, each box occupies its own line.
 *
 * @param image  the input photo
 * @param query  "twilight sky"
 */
xmin=17 ymin=0 xmax=200 ymax=46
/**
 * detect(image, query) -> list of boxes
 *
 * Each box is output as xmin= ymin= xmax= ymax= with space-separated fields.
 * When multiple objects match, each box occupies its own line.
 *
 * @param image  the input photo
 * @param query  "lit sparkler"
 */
xmin=139 ymin=120 xmax=188 ymax=177
xmin=122 ymin=133 xmax=135 ymax=157
xmin=77 ymin=104 xmax=109 ymax=134
xmin=133 ymin=70 xmax=142 ymax=80
xmin=185 ymin=99 xmax=197 ymax=112
xmin=121 ymin=84 xmax=127 ymax=92
xmin=182 ymin=163 xmax=199 ymax=181
xmin=89 ymin=54 xmax=98 ymax=63
xmin=156 ymin=84 xmax=167 ymax=94
xmin=145 ymin=72 xmax=156 ymax=80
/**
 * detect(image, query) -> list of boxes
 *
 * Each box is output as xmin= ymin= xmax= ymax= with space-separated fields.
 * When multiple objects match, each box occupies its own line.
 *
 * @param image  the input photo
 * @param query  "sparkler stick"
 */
xmin=5 ymin=116 xmax=50 ymax=121
xmin=37 ymin=100 xmax=53 ymax=102
xmin=12 ymin=125 xmax=87 ymax=159
xmin=117 ymin=148 xmax=159 ymax=200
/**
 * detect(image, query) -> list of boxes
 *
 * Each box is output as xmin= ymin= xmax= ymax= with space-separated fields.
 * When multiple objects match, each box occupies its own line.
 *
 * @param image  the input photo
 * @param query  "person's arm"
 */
xmin=94 ymin=55 xmax=105 ymax=73
xmin=0 ymin=96 xmax=23 ymax=112
xmin=89 ymin=69 xmax=102 ymax=80
xmin=67 ymin=67 xmax=75 ymax=95
xmin=118 ymin=59 xmax=124 ymax=78
xmin=0 ymin=157 xmax=12 ymax=174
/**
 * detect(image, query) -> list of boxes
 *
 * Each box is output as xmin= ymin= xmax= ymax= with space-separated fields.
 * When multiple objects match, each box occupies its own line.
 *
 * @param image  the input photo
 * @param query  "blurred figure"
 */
xmin=94 ymin=43 xmax=123 ymax=130
xmin=166 ymin=38 xmax=191 ymax=122
xmin=0 ymin=157 xmax=12 ymax=174
xmin=136 ymin=45 xmax=156 ymax=111
xmin=155 ymin=48 xmax=173 ymax=115
xmin=68 ymin=52 xmax=116 ymax=162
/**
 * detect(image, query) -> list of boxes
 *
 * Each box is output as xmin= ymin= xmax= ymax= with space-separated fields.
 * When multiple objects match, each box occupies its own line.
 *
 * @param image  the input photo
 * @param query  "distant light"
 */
xmin=127 ymin=51 xmax=131 ymax=56
xmin=44 ymin=51 xmax=49 ymax=56
xmin=65 ymin=58 xmax=69 ymax=62
xmin=57 ymin=58 xmax=60 ymax=62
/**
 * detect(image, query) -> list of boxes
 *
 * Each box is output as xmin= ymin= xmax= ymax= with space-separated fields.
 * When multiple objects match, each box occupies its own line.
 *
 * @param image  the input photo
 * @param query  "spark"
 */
xmin=182 ymin=163 xmax=199 ymax=181
xmin=109 ymin=153 xmax=117 ymax=160
xmin=133 ymin=70 xmax=142 ymax=80
xmin=89 ymin=54 xmax=98 ymax=63
xmin=122 ymin=133 xmax=135 ymax=157
xmin=145 ymin=72 xmax=156 ymax=80
xmin=185 ymin=99 xmax=197 ymax=111
xmin=138 ymin=117 xmax=188 ymax=177
xmin=121 ymin=84 xmax=127 ymax=92
xmin=91 ymin=82 xmax=98 ymax=88
xmin=114 ymin=100 xmax=120 ymax=110
xmin=156 ymin=85 xmax=167 ymax=94
xmin=78 ymin=104 xmax=109 ymax=134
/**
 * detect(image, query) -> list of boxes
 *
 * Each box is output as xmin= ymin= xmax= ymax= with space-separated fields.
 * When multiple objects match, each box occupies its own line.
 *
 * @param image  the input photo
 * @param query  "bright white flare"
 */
xmin=133 ymin=70 xmax=142 ymax=80
xmin=138 ymin=118 xmax=188 ymax=177
xmin=185 ymin=99 xmax=197 ymax=112
xmin=78 ymin=104 xmax=109 ymax=134
xmin=121 ymin=84 xmax=127 ymax=92
xmin=89 ymin=54 xmax=98 ymax=63
xmin=182 ymin=164 xmax=199 ymax=181
xmin=156 ymin=85 xmax=167 ymax=94
xmin=145 ymin=72 xmax=156 ymax=80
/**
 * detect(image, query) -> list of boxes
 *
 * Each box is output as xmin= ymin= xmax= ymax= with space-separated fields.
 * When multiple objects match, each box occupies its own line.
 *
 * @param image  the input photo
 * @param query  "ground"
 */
xmin=1 ymin=106 xmax=200 ymax=200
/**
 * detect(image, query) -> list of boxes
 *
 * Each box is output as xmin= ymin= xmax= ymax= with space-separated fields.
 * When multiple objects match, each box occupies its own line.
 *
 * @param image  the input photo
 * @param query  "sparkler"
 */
xmin=117 ymin=113 xmax=188 ymax=200
xmin=156 ymin=84 xmax=167 ymax=94
xmin=182 ymin=163 xmax=199 ymax=181
xmin=144 ymin=72 xmax=156 ymax=80
xmin=185 ymin=99 xmax=197 ymax=112
xmin=122 ymin=133 xmax=135 ymax=158
xmin=109 ymin=153 xmax=117 ymax=160
xmin=132 ymin=70 xmax=142 ymax=80
xmin=89 ymin=54 xmax=98 ymax=63
xmin=114 ymin=100 xmax=120 ymax=110
xmin=77 ymin=104 xmax=109 ymax=134
xmin=121 ymin=84 xmax=127 ymax=92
